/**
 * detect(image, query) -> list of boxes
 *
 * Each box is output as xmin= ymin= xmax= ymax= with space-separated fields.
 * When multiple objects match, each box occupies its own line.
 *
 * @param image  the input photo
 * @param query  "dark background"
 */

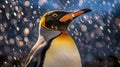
xmin=0 ymin=0 xmax=120 ymax=67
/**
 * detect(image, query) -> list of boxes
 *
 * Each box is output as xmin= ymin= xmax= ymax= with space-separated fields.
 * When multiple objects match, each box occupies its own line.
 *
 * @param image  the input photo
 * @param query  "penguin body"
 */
xmin=24 ymin=8 xmax=91 ymax=67
xmin=43 ymin=32 xmax=81 ymax=67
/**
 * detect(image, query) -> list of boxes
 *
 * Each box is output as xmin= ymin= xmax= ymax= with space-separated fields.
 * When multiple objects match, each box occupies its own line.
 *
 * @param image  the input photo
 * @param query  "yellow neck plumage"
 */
xmin=52 ymin=32 xmax=76 ymax=46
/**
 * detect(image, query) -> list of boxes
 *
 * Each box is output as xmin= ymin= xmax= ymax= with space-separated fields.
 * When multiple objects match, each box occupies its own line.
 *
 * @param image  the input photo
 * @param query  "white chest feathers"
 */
xmin=43 ymin=33 xmax=82 ymax=67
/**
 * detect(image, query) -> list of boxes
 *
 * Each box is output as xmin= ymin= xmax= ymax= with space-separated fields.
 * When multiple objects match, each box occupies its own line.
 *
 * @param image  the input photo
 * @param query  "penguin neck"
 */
xmin=61 ymin=31 xmax=70 ymax=36
xmin=58 ymin=31 xmax=74 ymax=43
xmin=61 ymin=31 xmax=67 ymax=34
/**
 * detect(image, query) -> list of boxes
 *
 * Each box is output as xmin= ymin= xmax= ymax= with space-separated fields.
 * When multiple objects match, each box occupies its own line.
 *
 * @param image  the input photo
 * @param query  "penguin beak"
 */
xmin=59 ymin=8 xmax=92 ymax=22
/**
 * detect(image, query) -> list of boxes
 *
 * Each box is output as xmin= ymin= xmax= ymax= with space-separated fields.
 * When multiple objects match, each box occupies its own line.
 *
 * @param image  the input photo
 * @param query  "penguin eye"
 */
xmin=52 ymin=13 xmax=58 ymax=17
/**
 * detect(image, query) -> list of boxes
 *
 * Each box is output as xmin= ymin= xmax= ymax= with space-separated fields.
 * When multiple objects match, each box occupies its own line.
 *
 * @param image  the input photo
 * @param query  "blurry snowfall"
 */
xmin=0 ymin=0 xmax=120 ymax=66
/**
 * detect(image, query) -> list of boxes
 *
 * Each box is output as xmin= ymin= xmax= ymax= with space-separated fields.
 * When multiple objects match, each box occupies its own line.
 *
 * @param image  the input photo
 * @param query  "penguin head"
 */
xmin=40 ymin=9 xmax=91 ymax=31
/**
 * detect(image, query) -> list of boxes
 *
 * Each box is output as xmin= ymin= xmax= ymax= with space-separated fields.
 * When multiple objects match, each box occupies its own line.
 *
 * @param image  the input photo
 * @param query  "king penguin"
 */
xmin=24 ymin=8 xmax=91 ymax=67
